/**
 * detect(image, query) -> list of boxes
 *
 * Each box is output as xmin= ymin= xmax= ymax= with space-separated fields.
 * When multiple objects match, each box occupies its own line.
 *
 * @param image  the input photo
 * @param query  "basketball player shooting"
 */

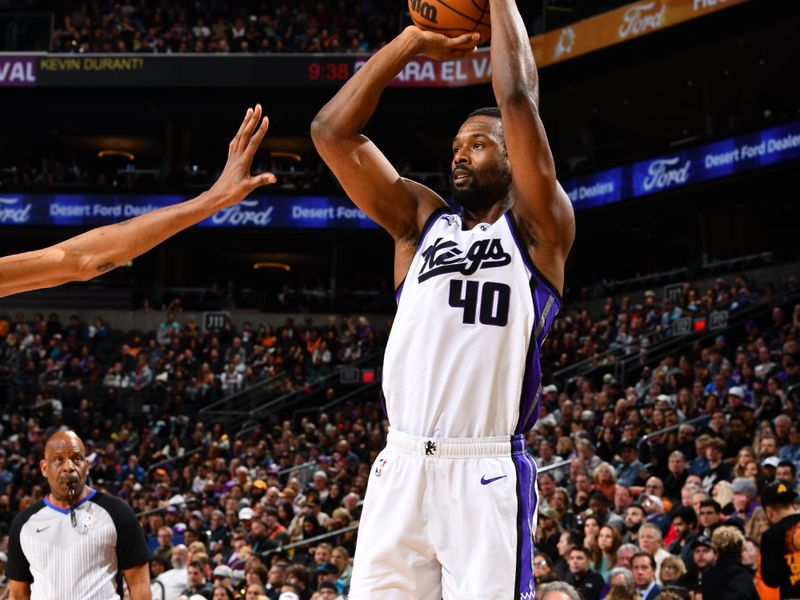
xmin=0 ymin=105 xmax=274 ymax=299
xmin=312 ymin=0 xmax=574 ymax=598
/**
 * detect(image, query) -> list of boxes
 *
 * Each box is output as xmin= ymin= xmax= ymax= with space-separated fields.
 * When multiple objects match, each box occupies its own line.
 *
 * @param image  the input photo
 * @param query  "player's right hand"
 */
xmin=209 ymin=104 xmax=277 ymax=207
xmin=405 ymin=26 xmax=480 ymax=62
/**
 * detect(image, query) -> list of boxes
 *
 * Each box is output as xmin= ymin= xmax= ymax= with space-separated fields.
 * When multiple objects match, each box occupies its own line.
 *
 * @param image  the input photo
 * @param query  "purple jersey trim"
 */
xmin=503 ymin=211 xmax=563 ymax=303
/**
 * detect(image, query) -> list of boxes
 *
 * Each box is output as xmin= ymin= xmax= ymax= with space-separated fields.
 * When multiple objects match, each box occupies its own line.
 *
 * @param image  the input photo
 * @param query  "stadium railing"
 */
xmin=253 ymin=413 xmax=708 ymax=554
xmin=237 ymin=351 xmax=384 ymax=430
xmin=610 ymin=285 xmax=800 ymax=385
xmin=554 ymin=284 xmax=800 ymax=388
xmin=199 ymin=371 xmax=290 ymax=424
xmin=291 ymin=379 xmax=383 ymax=423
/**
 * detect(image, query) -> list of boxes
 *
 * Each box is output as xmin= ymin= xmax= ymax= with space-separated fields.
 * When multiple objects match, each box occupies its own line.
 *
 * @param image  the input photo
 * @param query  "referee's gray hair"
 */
xmin=538 ymin=581 xmax=581 ymax=600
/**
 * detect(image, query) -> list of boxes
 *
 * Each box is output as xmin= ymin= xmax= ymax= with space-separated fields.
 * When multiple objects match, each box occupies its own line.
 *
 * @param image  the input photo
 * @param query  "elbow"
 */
xmin=310 ymin=114 xmax=328 ymax=147
xmin=74 ymin=255 xmax=99 ymax=282
xmin=310 ymin=108 xmax=340 ymax=149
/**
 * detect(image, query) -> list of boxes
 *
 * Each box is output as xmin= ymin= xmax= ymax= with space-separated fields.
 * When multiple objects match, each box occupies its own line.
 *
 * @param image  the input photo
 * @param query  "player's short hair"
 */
xmin=468 ymin=106 xmax=502 ymax=120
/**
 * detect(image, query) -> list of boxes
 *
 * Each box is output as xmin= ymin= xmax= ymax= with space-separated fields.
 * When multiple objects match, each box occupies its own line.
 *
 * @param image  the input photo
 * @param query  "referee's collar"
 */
xmin=44 ymin=487 xmax=96 ymax=515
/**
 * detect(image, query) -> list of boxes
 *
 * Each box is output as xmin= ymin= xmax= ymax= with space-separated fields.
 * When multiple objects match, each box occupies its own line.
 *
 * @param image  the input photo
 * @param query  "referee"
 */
xmin=6 ymin=431 xmax=151 ymax=600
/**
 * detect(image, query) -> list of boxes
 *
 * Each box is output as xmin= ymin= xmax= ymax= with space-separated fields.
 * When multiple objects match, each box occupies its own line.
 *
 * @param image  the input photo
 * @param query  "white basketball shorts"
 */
xmin=348 ymin=429 xmax=539 ymax=600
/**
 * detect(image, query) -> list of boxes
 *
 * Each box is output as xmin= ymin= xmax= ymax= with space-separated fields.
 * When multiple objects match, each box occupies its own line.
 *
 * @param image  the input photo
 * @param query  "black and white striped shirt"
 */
xmin=6 ymin=489 xmax=149 ymax=600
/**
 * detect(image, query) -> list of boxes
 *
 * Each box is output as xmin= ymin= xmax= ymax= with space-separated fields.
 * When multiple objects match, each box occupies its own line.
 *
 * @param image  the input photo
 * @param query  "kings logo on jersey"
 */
xmin=418 ymin=237 xmax=511 ymax=283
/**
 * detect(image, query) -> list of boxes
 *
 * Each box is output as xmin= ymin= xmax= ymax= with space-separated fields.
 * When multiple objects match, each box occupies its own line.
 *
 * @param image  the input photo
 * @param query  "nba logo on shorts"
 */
xmin=375 ymin=458 xmax=388 ymax=477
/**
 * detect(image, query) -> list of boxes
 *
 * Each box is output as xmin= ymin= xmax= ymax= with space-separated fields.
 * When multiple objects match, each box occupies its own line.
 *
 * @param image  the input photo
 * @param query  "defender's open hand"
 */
xmin=210 ymin=104 xmax=277 ymax=207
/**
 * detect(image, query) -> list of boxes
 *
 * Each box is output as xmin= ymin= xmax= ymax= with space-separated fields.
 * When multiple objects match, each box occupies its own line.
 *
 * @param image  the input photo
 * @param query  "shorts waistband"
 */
xmin=386 ymin=429 xmax=526 ymax=458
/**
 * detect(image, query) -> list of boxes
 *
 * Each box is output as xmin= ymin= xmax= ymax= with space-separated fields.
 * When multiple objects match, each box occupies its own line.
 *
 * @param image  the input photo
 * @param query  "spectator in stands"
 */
xmin=534 ymin=552 xmax=557 ymax=587
xmin=554 ymin=530 xmax=579 ymax=579
xmin=663 ymin=451 xmax=688 ymax=503
xmin=702 ymin=526 xmax=758 ymax=600
xmin=667 ymin=506 xmax=698 ymax=564
xmin=637 ymin=523 xmax=670 ymax=573
xmin=591 ymin=524 xmax=621 ymax=581
xmin=180 ymin=560 xmax=214 ymax=599
xmin=702 ymin=438 xmax=732 ymax=489
xmin=778 ymin=423 xmax=800 ymax=464
xmin=565 ymin=546 xmax=604 ymax=600
xmin=674 ymin=536 xmax=716 ymax=594
xmin=657 ymin=555 xmax=685 ymax=587
xmin=616 ymin=441 xmax=647 ymax=487
xmin=538 ymin=581 xmax=582 ymax=600
xmin=759 ymin=479 xmax=800 ymax=597
xmin=536 ymin=508 xmax=563 ymax=562
xmin=623 ymin=504 xmax=646 ymax=545
xmin=605 ymin=567 xmax=638 ymax=600
xmin=697 ymin=500 xmax=723 ymax=537
xmin=631 ymin=552 xmax=661 ymax=600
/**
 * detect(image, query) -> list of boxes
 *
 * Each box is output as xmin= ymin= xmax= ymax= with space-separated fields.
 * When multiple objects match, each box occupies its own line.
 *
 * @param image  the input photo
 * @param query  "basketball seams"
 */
xmin=476 ymin=0 xmax=490 ymax=33
xmin=436 ymin=0 xmax=484 ymax=25
xmin=412 ymin=0 xmax=488 ymax=26
xmin=409 ymin=20 xmax=480 ymax=35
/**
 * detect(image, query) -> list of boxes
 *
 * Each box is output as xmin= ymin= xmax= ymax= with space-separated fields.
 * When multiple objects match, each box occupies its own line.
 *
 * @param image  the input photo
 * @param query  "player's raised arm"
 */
xmin=489 ymin=0 xmax=575 ymax=294
xmin=311 ymin=27 xmax=478 ymax=242
xmin=0 ymin=105 xmax=275 ymax=299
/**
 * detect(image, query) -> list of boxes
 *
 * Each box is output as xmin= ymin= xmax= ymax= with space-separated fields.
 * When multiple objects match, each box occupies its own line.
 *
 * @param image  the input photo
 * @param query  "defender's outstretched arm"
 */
xmin=0 ymin=106 xmax=275 ymax=299
xmin=489 ymin=0 xmax=575 ymax=293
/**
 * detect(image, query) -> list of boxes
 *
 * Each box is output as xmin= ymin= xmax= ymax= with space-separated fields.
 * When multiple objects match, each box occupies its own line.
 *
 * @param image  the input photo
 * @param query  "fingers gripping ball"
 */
xmin=409 ymin=0 xmax=490 ymax=44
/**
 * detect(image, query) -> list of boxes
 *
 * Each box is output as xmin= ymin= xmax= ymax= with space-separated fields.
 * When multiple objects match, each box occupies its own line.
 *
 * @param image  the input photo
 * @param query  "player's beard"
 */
xmin=451 ymin=167 xmax=511 ymax=211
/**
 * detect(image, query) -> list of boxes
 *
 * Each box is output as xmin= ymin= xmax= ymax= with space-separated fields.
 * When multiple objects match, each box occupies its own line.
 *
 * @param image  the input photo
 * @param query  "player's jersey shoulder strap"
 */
xmin=503 ymin=210 xmax=563 ymax=306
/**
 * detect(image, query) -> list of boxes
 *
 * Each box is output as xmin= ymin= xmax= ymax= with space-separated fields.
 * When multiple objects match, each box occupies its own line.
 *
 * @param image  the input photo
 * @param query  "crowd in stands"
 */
xmin=46 ymin=0 xmax=636 ymax=55
xmin=133 ymin=279 xmax=397 ymax=315
xmin=0 ymin=154 xmax=335 ymax=193
xmin=0 ymin=272 xmax=798 ymax=599
xmin=540 ymin=275 xmax=792 ymax=380
xmin=51 ymin=0 xmax=400 ymax=54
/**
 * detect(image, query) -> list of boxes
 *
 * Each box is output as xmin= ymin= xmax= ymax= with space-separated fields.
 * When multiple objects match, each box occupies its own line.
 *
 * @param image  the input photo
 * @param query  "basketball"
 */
xmin=409 ymin=0 xmax=490 ymax=44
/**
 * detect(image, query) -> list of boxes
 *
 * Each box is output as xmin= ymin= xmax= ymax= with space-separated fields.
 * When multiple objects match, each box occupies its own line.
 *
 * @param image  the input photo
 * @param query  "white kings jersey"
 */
xmin=383 ymin=208 xmax=561 ymax=439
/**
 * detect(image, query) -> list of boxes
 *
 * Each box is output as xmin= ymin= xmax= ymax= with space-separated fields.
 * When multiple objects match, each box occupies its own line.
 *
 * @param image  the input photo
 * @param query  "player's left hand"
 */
xmin=210 ymin=104 xmax=277 ymax=207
